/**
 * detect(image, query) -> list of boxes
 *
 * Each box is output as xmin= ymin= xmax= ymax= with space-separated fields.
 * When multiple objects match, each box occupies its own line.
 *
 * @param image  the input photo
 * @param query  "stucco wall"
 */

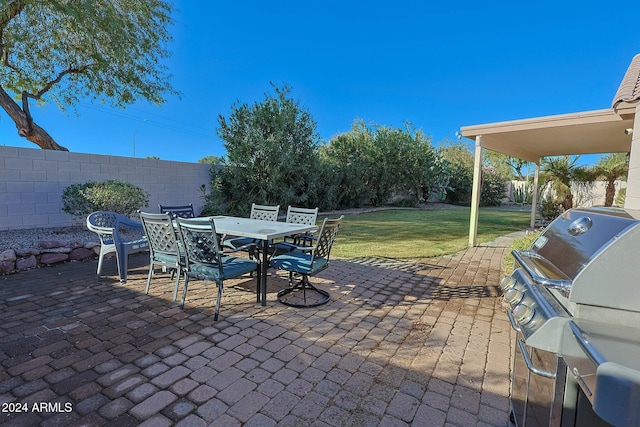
xmin=624 ymin=104 xmax=640 ymax=210
xmin=0 ymin=146 xmax=211 ymax=230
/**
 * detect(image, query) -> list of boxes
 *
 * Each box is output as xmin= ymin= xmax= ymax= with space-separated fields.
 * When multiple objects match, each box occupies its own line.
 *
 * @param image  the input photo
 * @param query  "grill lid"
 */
xmin=531 ymin=207 xmax=640 ymax=280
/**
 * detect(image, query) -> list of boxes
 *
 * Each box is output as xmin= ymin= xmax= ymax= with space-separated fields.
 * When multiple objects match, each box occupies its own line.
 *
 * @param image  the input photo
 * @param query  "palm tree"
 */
xmin=540 ymin=156 xmax=595 ymax=211
xmin=594 ymin=153 xmax=629 ymax=206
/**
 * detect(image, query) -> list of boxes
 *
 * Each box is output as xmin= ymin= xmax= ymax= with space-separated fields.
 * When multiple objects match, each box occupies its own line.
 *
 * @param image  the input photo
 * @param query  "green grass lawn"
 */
xmin=321 ymin=208 xmax=531 ymax=259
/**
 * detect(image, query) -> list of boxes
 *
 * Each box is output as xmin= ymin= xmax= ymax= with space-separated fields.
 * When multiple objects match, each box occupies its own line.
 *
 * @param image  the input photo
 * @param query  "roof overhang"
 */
xmin=460 ymin=108 xmax=635 ymax=163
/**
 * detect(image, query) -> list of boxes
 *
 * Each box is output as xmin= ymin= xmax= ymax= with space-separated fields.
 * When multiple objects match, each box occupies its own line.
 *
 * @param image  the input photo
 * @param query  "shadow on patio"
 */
xmin=0 ymin=233 xmax=520 ymax=426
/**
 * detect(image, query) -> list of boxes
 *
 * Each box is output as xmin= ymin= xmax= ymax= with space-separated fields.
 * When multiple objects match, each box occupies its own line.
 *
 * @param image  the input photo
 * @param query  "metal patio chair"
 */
xmin=86 ymin=211 xmax=149 ymax=283
xmin=273 ymin=206 xmax=319 ymax=256
xmin=159 ymin=204 xmax=195 ymax=218
xmin=139 ymin=211 xmax=184 ymax=301
xmin=223 ymin=203 xmax=280 ymax=255
xmin=270 ymin=215 xmax=343 ymax=307
xmin=175 ymin=217 xmax=259 ymax=320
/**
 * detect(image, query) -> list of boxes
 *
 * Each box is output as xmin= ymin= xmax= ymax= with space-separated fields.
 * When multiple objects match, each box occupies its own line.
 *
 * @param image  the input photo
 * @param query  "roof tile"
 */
xmin=612 ymin=53 xmax=640 ymax=107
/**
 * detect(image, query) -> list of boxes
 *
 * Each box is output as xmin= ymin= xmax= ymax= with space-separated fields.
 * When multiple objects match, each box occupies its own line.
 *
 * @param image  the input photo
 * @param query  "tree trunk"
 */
xmin=604 ymin=179 xmax=616 ymax=207
xmin=0 ymin=85 xmax=68 ymax=151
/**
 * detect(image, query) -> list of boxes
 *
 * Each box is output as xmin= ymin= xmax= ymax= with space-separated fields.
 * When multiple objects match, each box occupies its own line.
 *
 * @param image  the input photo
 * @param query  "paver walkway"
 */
xmin=0 ymin=232 xmax=522 ymax=426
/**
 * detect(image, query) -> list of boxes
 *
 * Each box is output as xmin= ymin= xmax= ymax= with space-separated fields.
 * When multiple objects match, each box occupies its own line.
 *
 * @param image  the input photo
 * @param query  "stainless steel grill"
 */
xmin=501 ymin=207 xmax=640 ymax=427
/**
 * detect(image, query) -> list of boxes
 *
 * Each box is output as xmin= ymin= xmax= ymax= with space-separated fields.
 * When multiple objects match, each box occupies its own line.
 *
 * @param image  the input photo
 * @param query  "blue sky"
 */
xmin=1 ymin=1 xmax=639 ymax=165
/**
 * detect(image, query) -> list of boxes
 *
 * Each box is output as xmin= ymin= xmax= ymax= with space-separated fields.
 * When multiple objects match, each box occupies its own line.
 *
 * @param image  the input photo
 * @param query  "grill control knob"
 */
xmin=500 ymin=276 xmax=516 ymax=291
xmin=504 ymin=288 xmax=523 ymax=305
xmin=513 ymin=303 xmax=535 ymax=325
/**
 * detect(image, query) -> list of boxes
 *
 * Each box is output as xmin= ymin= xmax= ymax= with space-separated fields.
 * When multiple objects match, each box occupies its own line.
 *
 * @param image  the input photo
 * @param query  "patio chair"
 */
xmin=139 ymin=211 xmax=184 ymax=301
xmin=270 ymin=215 xmax=344 ymax=307
xmin=223 ymin=203 xmax=280 ymax=254
xmin=175 ymin=217 xmax=259 ymax=320
xmin=159 ymin=203 xmax=195 ymax=218
xmin=273 ymin=206 xmax=319 ymax=256
xmin=86 ymin=211 xmax=149 ymax=283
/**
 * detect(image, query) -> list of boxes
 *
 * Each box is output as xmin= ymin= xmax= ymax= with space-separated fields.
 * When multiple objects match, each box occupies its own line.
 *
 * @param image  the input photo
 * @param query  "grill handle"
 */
xmin=569 ymin=322 xmax=606 ymax=366
xmin=518 ymin=338 xmax=557 ymax=379
xmin=512 ymin=250 xmax=572 ymax=296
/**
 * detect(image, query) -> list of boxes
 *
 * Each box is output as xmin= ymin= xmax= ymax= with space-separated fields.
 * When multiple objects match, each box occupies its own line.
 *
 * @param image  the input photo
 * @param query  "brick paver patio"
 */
xmin=0 ymin=233 xmax=521 ymax=426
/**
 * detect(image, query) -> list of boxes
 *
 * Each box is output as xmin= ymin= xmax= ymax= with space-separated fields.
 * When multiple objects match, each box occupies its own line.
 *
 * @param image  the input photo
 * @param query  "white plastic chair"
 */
xmin=86 ymin=211 xmax=149 ymax=283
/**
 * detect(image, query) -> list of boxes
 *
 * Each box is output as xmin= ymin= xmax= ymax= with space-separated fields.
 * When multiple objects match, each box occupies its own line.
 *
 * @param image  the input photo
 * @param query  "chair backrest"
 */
xmin=285 ymin=206 xmax=318 ymax=225
xmin=310 ymin=216 xmax=344 ymax=265
xmin=88 ymin=210 xmax=142 ymax=242
xmin=139 ymin=211 xmax=180 ymax=259
xmin=87 ymin=211 xmax=118 ymax=245
xmin=159 ymin=204 xmax=195 ymax=218
xmin=175 ymin=217 xmax=224 ymax=274
xmin=250 ymin=203 xmax=280 ymax=221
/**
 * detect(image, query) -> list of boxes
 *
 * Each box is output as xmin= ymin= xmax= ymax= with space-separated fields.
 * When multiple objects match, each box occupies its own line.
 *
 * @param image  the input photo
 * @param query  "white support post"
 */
xmin=530 ymin=162 xmax=540 ymax=229
xmin=468 ymin=136 xmax=483 ymax=247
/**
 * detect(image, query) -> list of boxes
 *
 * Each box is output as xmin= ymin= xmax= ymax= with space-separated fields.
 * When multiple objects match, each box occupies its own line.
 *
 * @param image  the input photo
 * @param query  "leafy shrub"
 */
xmin=199 ymin=168 xmax=225 ymax=216
xmin=539 ymin=198 xmax=564 ymax=221
xmin=502 ymin=230 xmax=541 ymax=275
xmin=480 ymin=169 xmax=506 ymax=207
xmin=62 ymin=180 xmax=149 ymax=218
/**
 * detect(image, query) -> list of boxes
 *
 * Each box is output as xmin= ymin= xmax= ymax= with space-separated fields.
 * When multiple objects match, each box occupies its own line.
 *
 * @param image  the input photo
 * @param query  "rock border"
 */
xmin=0 ymin=239 xmax=101 ymax=275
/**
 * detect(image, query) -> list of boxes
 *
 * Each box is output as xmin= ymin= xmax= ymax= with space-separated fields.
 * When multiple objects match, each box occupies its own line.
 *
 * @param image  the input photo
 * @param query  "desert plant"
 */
xmin=615 ymin=187 xmax=627 ymax=206
xmin=539 ymin=197 xmax=564 ymax=221
xmin=513 ymin=182 xmax=533 ymax=204
xmin=62 ymin=180 xmax=149 ymax=218
xmin=593 ymin=153 xmax=629 ymax=207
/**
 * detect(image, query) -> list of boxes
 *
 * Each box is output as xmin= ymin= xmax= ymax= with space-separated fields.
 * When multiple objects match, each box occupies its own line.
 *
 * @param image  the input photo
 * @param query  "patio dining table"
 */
xmin=194 ymin=216 xmax=318 ymax=306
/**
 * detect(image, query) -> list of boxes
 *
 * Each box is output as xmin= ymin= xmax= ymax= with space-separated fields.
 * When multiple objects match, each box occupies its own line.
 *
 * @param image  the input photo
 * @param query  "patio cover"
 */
xmin=461 ymin=109 xmax=634 ymax=163
xmin=460 ymin=54 xmax=640 ymax=246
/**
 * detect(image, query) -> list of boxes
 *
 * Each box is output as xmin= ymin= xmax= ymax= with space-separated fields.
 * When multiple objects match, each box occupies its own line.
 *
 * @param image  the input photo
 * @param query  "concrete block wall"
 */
xmin=0 ymin=146 xmax=211 ymax=230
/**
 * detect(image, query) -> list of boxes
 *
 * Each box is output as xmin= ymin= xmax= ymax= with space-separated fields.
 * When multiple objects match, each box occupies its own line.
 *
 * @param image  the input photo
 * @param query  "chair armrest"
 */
xmin=114 ymin=218 xmax=146 ymax=244
xmin=222 ymin=242 xmax=256 ymax=254
xmin=88 ymin=224 xmax=115 ymax=235
xmin=294 ymin=233 xmax=317 ymax=246
xmin=287 ymin=245 xmax=314 ymax=253
xmin=117 ymin=216 xmax=144 ymax=231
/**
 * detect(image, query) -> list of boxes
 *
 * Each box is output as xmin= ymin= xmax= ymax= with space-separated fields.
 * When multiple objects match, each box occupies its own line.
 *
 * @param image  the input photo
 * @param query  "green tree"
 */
xmin=321 ymin=120 xmax=439 ymax=207
xmin=217 ymin=83 xmax=322 ymax=214
xmin=319 ymin=122 xmax=375 ymax=208
xmin=438 ymin=141 xmax=474 ymax=205
xmin=199 ymin=155 xmax=223 ymax=165
xmin=593 ymin=153 xmax=629 ymax=207
xmin=484 ymin=150 xmax=532 ymax=180
xmin=0 ymin=0 xmax=176 ymax=150
xmin=437 ymin=141 xmax=507 ymax=206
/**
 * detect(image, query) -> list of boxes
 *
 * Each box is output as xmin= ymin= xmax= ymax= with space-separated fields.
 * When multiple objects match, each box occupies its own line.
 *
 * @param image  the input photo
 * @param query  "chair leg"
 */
xmin=181 ymin=276 xmax=190 ymax=309
xmin=96 ymin=251 xmax=106 ymax=282
xmin=255 ymin=265 xmax=261 ymax=301
xmin=97 ymin=252 xmax=105 ymax=276
xmin=214 ymin=281 xmax=223 ymax=321
xmin=277 ymin=274 xmax=330 ymax=308
xmin=116 ymin=247 xmax=128 ymax=284
xmin=172 ymin=267 xmax=181 ymax=302
xmin=145 ymin=264 xmax=153 ymax=294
